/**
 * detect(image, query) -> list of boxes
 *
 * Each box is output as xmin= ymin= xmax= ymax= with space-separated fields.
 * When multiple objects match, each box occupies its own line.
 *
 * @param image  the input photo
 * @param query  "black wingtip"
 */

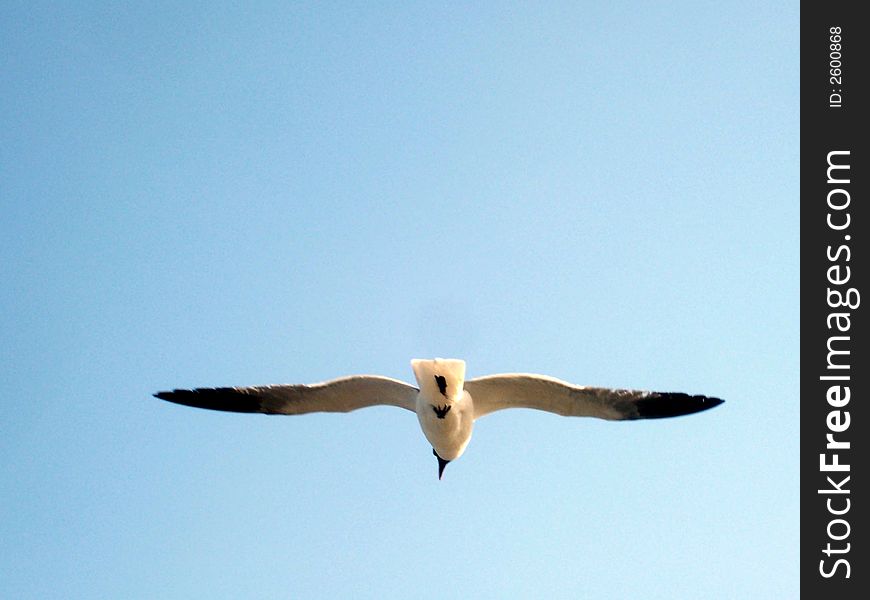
xmin=635 ymin=393 xmax=724 ymax=419
xmin=152 ymin=387 xmax=263 ymax=413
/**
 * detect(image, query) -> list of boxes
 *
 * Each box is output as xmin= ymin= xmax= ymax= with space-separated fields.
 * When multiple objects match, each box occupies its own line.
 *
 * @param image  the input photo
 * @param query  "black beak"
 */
xmin=433 ymin=449 xmax=451 ymax=480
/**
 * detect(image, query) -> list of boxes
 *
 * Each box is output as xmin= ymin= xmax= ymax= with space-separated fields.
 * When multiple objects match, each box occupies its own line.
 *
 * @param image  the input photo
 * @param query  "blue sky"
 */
xmin=2 ymin=2 xmax=798 ymax=598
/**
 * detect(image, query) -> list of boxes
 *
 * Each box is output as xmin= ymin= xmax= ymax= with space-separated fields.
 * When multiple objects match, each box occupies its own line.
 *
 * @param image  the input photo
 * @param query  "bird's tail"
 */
xmin=411 ymin=358 xmax=466 ymax=400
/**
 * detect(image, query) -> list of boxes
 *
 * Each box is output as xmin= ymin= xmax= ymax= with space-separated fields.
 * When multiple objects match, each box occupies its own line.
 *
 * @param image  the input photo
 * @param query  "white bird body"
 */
xmin=155 ymin=358 xmax=723 ymax=478
xmin=411 ymin=358 xmax=474 ymax=462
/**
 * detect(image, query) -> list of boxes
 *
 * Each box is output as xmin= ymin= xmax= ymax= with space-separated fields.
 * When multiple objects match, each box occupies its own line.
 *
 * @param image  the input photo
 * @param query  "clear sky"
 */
xmin=1 ymin=2 xmax=798 ymax=598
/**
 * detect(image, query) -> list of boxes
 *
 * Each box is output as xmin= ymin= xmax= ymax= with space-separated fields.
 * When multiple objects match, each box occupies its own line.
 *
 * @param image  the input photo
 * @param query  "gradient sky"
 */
xmin=1 ymin=2 xmax=798 ymax=598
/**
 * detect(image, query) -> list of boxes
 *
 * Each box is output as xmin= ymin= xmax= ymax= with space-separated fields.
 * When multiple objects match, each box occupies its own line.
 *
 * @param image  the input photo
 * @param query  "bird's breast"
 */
xmin=415 ymin=391 xmax=473 ymax=460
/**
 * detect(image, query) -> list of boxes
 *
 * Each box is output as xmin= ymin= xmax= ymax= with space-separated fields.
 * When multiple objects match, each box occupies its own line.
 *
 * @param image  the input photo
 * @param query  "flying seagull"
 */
xmin=154 ymin=358 xmax=723 ymax=479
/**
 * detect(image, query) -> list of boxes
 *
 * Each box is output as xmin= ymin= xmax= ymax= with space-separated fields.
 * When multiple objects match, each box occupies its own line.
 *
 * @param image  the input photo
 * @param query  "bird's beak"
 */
xmin=437 ymin=456 xmax=450 ymax=479
xmin=433 ymin=449 xmax=451 ymax=480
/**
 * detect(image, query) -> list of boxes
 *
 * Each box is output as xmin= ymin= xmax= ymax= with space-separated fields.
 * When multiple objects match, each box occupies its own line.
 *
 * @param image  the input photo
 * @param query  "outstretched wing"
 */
xmin=465 ymin=374 xmax=723 ymax=421
xmin=154 ymin=375 xmax=419 ymax=415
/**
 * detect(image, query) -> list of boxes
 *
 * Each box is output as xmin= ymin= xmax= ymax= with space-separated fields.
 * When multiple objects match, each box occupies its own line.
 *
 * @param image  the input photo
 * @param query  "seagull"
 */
xmin=154 ymin=358 xmax=723 ymax=479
